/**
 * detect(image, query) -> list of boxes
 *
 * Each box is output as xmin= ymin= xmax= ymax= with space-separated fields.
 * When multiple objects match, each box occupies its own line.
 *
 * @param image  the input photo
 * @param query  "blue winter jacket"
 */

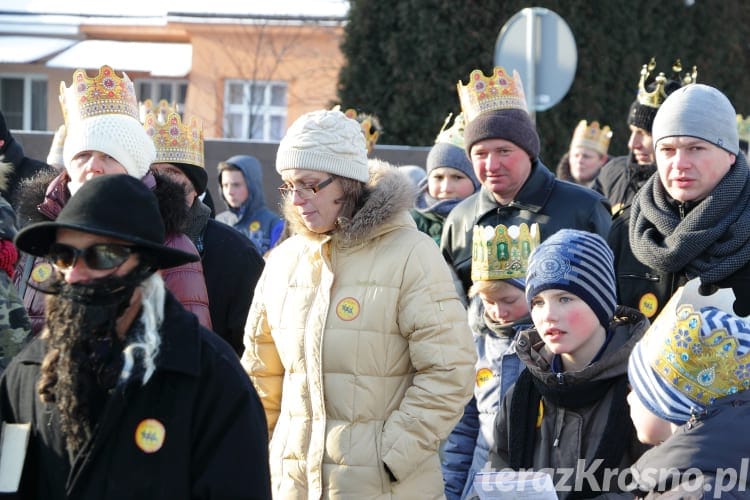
xmin=441 ymin=295 xmax=530 ymax=499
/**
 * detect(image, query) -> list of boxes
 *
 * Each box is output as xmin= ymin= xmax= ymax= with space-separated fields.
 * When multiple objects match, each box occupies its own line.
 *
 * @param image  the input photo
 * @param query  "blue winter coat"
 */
xmin=441 ymin=295 xmax=530 ymax=499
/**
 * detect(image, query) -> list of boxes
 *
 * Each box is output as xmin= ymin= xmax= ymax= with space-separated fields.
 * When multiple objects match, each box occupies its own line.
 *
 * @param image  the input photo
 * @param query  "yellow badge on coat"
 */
xmin=135 ymin=418 xmax=165 ymax=454
xmin=638 ymin=293 xmax=658 ymax=318
xmin=476 ymin=368 xmax=493 ymax=388
xmin=30 ymin=262 xmax=53 ymax=283
xmin=249 ymin=221 xmax=261 ymax=232
xmin=336 ymin=298 xmax=360 ymax=321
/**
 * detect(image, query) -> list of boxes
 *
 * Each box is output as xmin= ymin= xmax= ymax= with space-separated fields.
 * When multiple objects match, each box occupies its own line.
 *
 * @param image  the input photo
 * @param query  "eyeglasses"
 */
xmin=48 ymin=243 xmax=136 ymax=271
xmin=278 ymin=176 xmax=335 ymax=200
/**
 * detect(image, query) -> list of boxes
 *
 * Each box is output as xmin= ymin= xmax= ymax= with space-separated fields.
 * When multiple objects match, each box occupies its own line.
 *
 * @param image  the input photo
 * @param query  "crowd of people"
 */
xmin=0 ymin=57 xmax=748 ymax=499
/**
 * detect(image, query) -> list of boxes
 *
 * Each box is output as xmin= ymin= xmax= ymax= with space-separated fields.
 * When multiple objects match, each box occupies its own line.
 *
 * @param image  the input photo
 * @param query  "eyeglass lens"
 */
xmin=48 ymin=243 xmax=133 ymax=270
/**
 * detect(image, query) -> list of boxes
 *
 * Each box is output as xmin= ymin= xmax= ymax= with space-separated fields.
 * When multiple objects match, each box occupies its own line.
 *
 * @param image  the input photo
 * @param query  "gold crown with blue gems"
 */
xmin=457 ymin=67 xmax=528 ymax=122
xmin=143 ymin=108 xmax=204 ymax=168
xmin=59 ymin=65 xmax=139 ymax=125
xmin=471 ymin=223 xmax=540 ymax=281
xmin=571 ymin=120 xmax=612 ymax=156
xmin=637 ymin=58 xmax=697 ymax=109
xmin=644 ymin=303 xmax=750 ymax=406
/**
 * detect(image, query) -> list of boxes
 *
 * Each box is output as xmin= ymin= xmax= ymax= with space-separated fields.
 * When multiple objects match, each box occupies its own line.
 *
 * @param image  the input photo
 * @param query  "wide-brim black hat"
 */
xmin=14 ymin=174 xmax=198 ymax=270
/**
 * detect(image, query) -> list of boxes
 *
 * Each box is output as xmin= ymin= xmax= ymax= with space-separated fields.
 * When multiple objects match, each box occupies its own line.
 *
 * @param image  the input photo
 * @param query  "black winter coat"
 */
xmin=441 ymin=160 xmax=612 ymax=295
xmin=201 ymin=219 xmax=264 ymax=355
xmin=0 ymin=293 xmax=271 ymax=500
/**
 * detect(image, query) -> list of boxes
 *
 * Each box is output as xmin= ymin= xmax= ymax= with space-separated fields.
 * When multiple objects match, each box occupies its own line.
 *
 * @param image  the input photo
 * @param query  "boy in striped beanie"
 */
xmin=488 ymin=229 xmax=650 ymax=497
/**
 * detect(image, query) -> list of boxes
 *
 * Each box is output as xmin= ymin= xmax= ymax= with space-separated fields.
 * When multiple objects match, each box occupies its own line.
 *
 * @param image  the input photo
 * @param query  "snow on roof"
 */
xmin=0 ymin=35 xmax=75 ymax=63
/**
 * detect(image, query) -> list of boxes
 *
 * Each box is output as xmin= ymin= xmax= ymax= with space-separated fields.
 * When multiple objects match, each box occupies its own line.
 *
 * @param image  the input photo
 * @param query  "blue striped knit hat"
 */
xmin=628 ymin=304 xmax=750 ymax=425
xmin=525 ymin=229 xmax=616 ymax=328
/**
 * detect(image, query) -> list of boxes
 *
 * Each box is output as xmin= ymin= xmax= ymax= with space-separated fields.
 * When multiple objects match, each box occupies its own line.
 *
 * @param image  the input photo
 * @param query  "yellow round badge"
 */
xmin=30 ymin=262 xmax=53 ymax=283
xmin=336 ymin=298 xmax=360 ymax=321
xmin=638 ymin=293 xmax=659 ymax=319
xmin=249 ymin=221 xmax=261 ymax=232
xmin=476 ymin=368 xmax=493 ymax=388
xmin=135 ymin=418 xmax=166 ymax=454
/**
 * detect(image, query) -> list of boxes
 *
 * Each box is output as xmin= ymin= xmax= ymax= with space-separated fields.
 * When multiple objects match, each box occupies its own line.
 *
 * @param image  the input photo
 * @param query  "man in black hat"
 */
xmin=0 ymin=174 xmax=271 ymax=499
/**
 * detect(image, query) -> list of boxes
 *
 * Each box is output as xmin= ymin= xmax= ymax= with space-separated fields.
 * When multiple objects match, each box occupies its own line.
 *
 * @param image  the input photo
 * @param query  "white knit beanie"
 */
xmin=653 ymin=84 xmax=739 ymax=155
xmin=63 ymin=113 xmax=156 ymax=181
xmin=276 ymin=109 xmax=369 ymax=183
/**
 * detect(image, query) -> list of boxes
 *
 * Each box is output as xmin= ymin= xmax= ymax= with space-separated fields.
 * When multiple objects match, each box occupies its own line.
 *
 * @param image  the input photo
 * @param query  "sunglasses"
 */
xmin=48 ymin=243 xmax=136 ymax=271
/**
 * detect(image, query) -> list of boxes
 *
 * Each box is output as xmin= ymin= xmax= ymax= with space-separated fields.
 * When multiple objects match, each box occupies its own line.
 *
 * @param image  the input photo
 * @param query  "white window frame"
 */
xmin=223 ymin=79 xmax=287 ymax=142
xmin=134 ymin=78 xmax=189 ymax=112
xmin=0 ymin=73 xmax=48 ymax=131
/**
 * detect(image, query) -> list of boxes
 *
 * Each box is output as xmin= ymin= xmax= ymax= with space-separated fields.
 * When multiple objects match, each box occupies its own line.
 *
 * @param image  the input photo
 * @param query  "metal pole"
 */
xmin=524 ymin=7 xmax=536 ymax=124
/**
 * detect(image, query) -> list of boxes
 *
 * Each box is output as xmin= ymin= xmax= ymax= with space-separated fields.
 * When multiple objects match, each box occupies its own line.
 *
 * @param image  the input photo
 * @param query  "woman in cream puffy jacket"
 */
xmin=242 ymin=109 xmax=475 ymax=499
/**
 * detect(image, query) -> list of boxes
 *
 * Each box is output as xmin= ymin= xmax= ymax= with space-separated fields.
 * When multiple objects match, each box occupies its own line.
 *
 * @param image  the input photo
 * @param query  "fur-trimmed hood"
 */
xmin=283 ymin=159 xmax=418 ymax=249
xmin=14 ymin=168 xmax=60 ymax=228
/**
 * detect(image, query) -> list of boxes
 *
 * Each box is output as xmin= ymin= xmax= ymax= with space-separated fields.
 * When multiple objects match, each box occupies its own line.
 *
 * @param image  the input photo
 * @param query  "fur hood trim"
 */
xmin=286 ymin=159 xmax=418 ymax=249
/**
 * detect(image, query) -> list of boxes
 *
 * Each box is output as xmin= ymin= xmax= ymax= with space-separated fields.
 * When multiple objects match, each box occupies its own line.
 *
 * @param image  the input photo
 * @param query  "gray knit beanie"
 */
xmin=426 ymin=143 xmax=480 ymax=191
xmin=276 ymin=109 xmax=369 ymax=182
xmin=463 ymin=109 xmax=540 ymax=159
xmin=653 ymin=84 xmax=739 ymax=155
xmin=525 ymin=229 xmax=616 ymax=328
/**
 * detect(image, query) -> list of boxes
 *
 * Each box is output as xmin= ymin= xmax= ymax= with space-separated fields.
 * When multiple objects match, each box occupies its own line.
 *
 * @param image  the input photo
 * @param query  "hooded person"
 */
xmin=626 ymin=280 xmax=750 ymax=497
xmin=411 ymin=112 xmax=480 ymax=246
xmin=1 ymin=174 xmax=271 ymax=499
xmin=13 ymin=65 xmax=211 ymax=337
xmin=241 ymin=108 xmax=476 ymax=498
xmin=216 ymin=155 xmax=284 ymax=254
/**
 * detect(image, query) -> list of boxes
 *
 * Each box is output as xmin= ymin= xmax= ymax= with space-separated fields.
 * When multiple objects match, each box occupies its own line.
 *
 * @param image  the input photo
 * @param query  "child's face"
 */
xmin=427 ymin=167 xmax=475 ymax=200
xmin=530 ymin=289 xmax=605 ymax=366
xmin=479 ymin=282 xmax=528 ymax=325
xmin=627 ymin=390 xmax=673 ymax=445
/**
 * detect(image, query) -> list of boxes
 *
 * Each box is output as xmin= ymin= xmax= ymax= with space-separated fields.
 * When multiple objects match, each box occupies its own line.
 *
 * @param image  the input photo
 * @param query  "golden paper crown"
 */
xmin=143 ymin=111 xmax=204 ymax=168
xmin=457 ymin=67 xmax=528 ymax=122
xmin=59 ymin=65 xmax=139 ymax=125
xmin=434 ymin=112 xmax=466 ymax=149
xmin=342 ymin=108 xmax=381 ymax=155
xmin=471 ymin=223 xmax=540 ymax=281
xmin=645 ymin=303 xmax=750 ymax=406
xmin=737 ymin=115 xmax=750 ymax=145
xmin=570 ymin=120 xmax=613 ymax=156
xmin=139 ymin=98 xmax=174 ymax=124
xmin=636 ymin=58 xmax=697 ymax=109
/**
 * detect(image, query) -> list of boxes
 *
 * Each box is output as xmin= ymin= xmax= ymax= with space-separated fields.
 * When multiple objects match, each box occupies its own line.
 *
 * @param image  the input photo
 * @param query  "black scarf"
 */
xmin=507 ymin=369 xmax=632 ymax=499
xmin=629 ymin=154 xmax=750 ymax=284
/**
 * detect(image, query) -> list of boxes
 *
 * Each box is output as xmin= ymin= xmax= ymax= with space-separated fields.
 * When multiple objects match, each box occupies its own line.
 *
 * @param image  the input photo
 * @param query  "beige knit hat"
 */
xmin=276 ymin=109 xmax=369 ymax=183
